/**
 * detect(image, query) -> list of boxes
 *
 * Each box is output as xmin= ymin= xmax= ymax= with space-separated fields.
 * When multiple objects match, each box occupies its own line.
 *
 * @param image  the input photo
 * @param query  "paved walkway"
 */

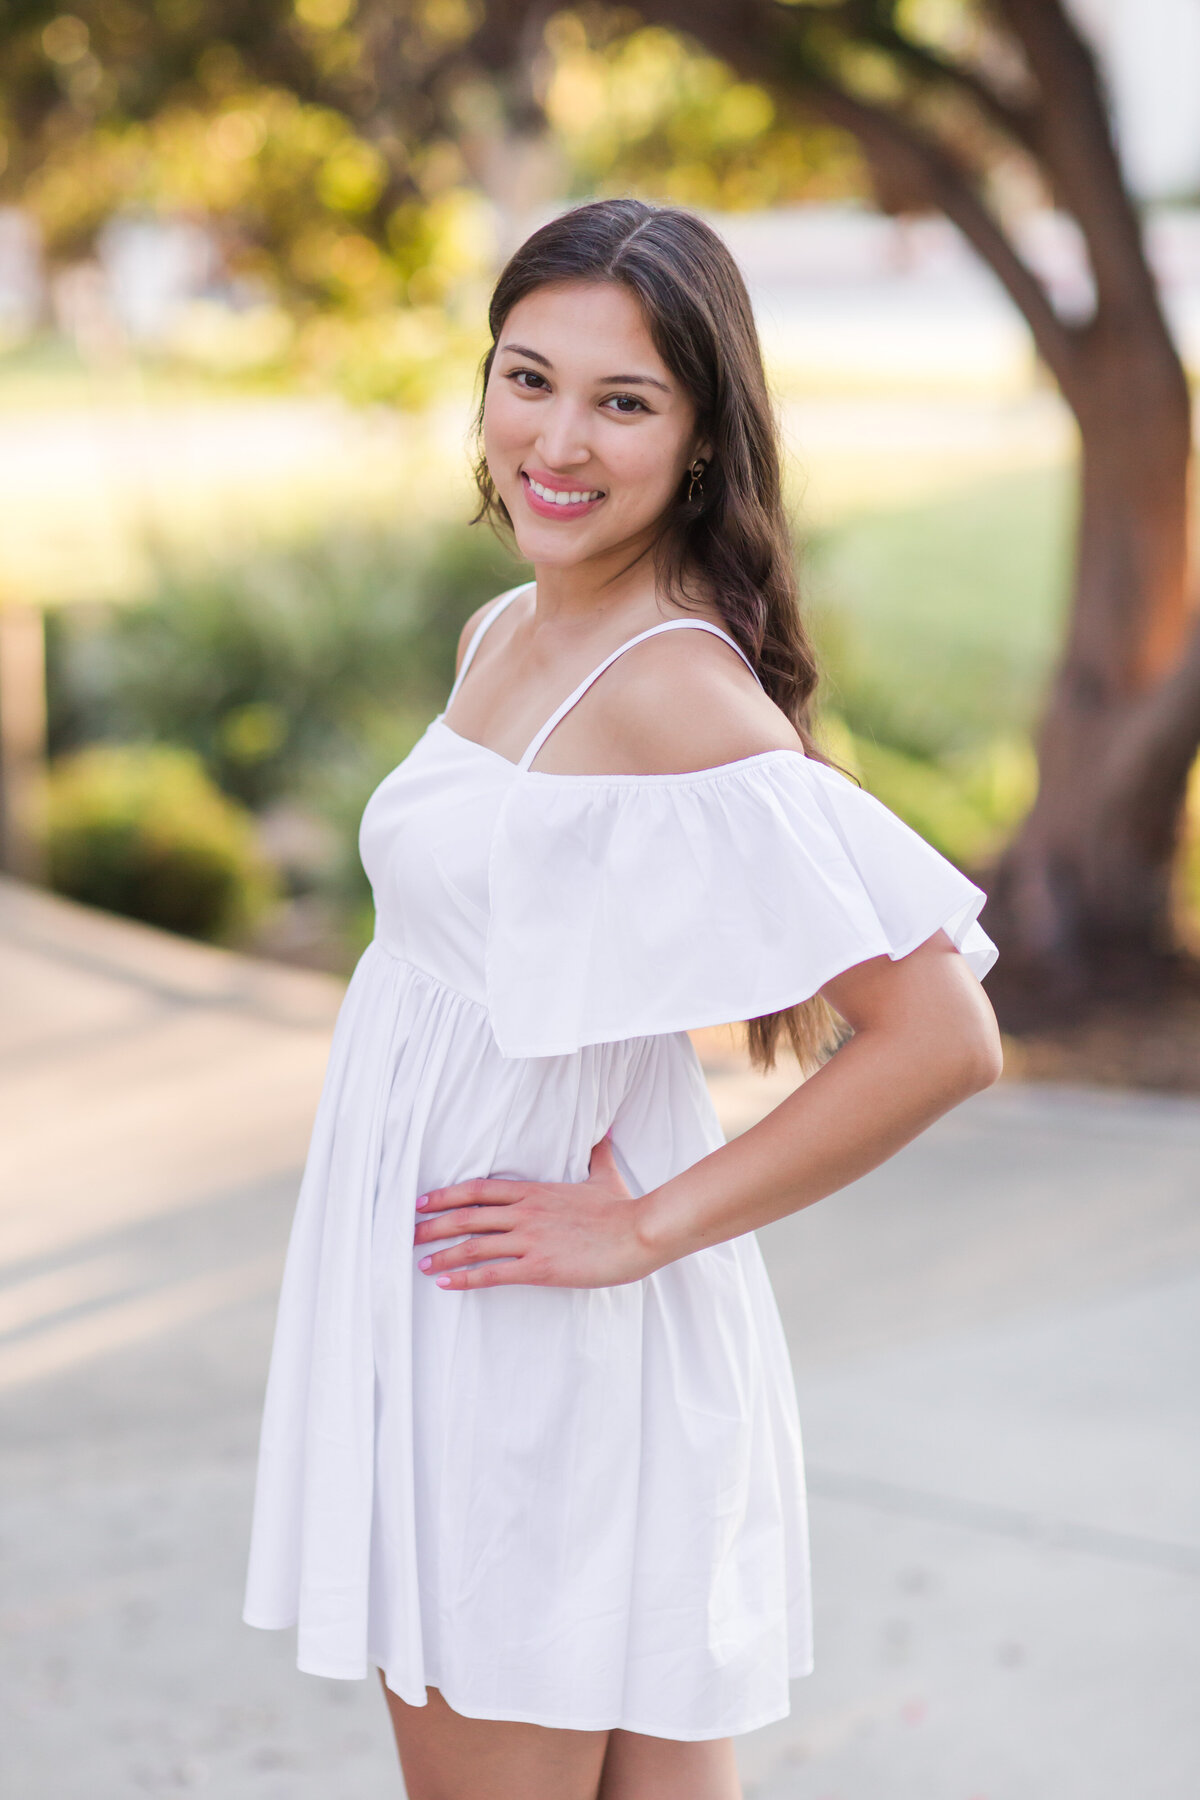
xmin=2 ymin=878 xmax=1197 ymax=1799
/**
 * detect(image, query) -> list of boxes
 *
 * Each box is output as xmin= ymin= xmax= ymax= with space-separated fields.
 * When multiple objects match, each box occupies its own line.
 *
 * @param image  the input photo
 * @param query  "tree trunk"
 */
xmin=987 ymin=322 xmax=1195 ymax=1018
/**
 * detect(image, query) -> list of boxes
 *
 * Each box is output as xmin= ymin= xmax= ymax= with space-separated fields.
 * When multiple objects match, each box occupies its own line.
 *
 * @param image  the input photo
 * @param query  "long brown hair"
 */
xmin=473 ymin=197 xmax=838 ymax=1073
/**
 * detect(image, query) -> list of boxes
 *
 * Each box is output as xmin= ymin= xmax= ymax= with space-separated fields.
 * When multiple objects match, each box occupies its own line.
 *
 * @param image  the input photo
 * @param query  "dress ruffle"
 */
xmin=486 ymin=750 xmax=996 ymax=1058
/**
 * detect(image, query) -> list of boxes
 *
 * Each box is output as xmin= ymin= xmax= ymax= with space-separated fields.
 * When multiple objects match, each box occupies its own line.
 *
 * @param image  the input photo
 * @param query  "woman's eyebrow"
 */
xmin=498 ymin=341 xmax=670 ymax=394
xmin=600 ymin=372 xmax=671 ymax=393
xmin=498 ymin=342 xmax=552 ymax=367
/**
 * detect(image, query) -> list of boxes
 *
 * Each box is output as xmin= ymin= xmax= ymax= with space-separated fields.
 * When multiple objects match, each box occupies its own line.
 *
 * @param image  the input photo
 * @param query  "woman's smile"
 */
xmin=521 ymin=468 xmax=607 ymax=519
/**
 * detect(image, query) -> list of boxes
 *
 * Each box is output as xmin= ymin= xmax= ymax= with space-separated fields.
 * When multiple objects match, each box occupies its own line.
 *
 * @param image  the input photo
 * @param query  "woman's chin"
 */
xmin=511 ymin=526 xmax=603 ymax=568
xmin=510 ymin=513 xmax=662 ymax=572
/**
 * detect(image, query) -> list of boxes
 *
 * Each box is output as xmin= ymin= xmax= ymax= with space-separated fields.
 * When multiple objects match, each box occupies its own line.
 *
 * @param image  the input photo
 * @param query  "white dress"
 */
xmin=244 ymin=584 xmax=996 ymax=1739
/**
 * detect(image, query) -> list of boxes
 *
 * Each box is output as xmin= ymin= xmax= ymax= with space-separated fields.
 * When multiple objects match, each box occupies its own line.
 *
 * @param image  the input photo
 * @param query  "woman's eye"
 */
xmin=509 ymin=369 xmax=548 ymax=391
xmin=605 ymin=394 xmax=648 ymax=414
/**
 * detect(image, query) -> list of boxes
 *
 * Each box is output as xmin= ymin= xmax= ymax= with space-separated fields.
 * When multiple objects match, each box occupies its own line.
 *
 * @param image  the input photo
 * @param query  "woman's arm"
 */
xmin=413 ymin=931 xmax=1002 ymax=1289
xmin=637 ymin=930 xmax=1001 ymax=1264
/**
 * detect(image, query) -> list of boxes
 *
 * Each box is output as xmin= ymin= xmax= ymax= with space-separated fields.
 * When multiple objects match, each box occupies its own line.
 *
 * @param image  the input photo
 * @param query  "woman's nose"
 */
xmin=535 ymin=400 xmax=593 ymax=470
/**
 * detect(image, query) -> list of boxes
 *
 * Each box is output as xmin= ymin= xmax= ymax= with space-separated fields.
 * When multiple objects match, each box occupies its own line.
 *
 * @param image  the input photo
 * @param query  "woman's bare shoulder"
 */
xmin=543 ymin=622 xmax=805 ymax=776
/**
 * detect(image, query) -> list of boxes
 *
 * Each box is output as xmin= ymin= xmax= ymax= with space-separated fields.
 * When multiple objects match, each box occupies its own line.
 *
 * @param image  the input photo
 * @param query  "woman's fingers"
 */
xmin=419 ymin=1236 xmax=522 ymax=1276
xmin=414 ymin=1206 xmax=512 ymax=1244
xmin=414 ymin=1140 xmax=632 ymax=1289
xmin=432 ymin=1261 xmax=527 ymax=1291
xmin=413 ymin=1179 xmax=525 ymax=1251
xmin=416 ymin=1177 xmax=526 ymax=1212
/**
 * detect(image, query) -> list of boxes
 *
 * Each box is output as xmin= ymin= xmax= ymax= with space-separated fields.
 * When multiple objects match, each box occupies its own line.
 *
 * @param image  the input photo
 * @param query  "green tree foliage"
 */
xmin=4 ymin=2 xmax=477 ymax=279
xmin=543 ymin=15 xmax=861 ymax=209
xmin=1 ymin=2 xmax=504 ymax=390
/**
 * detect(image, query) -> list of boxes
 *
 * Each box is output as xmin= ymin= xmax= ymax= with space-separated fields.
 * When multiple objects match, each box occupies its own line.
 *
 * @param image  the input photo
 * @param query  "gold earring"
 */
xmin=687 ymin=459 xmax=706 ymax=502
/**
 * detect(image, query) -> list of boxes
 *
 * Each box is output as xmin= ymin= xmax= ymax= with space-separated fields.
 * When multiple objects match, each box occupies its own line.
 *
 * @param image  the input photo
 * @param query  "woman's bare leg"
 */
xmin=380 ymin=1676 xmax=610 ymax=1800
xmin=597 ymin=1728 xmax=742 ymax=1800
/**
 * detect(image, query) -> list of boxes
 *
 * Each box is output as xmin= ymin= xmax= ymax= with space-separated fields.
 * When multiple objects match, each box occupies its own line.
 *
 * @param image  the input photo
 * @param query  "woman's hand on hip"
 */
xmin=412 ymin=1135 xmax=657 ymax=1290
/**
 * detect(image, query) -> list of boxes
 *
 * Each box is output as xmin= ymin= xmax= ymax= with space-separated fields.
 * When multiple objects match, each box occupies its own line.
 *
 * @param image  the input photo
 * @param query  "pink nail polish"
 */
xmin=419 ymin=1256 xmax=432 ymax=1272
xmin=436 ymin=1276 xmax=452 ymax=1288
xmin=416 ymin=1195 xmax=430 ymax=1209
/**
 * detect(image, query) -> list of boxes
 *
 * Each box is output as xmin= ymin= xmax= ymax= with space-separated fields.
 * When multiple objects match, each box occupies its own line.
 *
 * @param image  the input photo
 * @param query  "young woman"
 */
xmin=244 ymin=198 xmax=1001 ymax=1800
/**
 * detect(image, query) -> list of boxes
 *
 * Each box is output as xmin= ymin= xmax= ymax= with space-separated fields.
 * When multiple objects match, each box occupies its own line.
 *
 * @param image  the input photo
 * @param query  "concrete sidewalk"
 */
xmin=2 ymin=879 xmax=1197 ymax=1799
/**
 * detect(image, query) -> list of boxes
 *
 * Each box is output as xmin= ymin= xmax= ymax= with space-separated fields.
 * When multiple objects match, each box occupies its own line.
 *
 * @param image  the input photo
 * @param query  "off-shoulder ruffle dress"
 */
xmin=244 ymin=584 xmax=996 ymax=1739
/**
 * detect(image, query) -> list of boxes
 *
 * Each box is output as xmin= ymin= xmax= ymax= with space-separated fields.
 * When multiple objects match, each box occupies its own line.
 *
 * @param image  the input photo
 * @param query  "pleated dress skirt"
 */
xmin=246 ymin=933 xmax=814 ymax=1737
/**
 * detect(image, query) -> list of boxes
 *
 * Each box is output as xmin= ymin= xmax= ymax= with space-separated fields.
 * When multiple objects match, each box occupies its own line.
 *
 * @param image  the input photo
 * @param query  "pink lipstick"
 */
xmin=521 ymin=470 xmax=606 ymax=520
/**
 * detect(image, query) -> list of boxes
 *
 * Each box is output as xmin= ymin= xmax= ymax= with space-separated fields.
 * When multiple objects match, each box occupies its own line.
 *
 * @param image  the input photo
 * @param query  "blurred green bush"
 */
xmin=46 ymin=520 xmax=528 ymax=959
xmin=49 ymin=522 xmax=527 ymax=808
xmin=44 ymin=743 xmax=275 ymax=941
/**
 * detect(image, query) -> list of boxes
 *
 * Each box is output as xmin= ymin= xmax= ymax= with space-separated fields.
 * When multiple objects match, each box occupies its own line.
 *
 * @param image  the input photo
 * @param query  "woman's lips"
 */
xmin=520 ymin=471 xmax=606 ymax=520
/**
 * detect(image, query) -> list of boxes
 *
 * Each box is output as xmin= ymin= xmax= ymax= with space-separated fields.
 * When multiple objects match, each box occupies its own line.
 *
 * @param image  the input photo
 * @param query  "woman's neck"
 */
xmin=526 ymin=526 xmax=720 ymax=640
xmin=529 ymin=546 xmax=657 ymax=627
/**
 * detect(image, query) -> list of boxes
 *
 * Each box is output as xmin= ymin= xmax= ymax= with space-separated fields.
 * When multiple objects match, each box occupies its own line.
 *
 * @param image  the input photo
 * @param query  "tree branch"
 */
xmin=829 ymin=6 xmax=1043 ymax=158
xmin=994 ymin=0 xmax=1165 ymax=327
xmin=637 ymin=0 xmax=1081 ymax=390
xmin=801 ymin=77 xmax=1082 ymax=392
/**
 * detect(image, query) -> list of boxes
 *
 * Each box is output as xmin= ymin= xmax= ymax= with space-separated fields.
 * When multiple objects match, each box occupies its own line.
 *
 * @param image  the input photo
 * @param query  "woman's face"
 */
xmin=482 ymin=279 xmax=707 ymax=570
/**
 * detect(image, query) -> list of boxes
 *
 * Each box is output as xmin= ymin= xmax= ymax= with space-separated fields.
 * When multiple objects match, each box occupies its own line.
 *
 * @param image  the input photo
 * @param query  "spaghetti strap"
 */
xmin=518 ymin=618 xmax=763 ymax=772
xmin=444 ymin=582 xmax=533 ymax=707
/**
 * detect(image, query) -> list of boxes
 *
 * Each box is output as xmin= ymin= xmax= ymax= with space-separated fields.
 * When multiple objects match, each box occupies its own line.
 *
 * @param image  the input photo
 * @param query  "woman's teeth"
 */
xmin=527 ymin=476 xmax=604 ymax=506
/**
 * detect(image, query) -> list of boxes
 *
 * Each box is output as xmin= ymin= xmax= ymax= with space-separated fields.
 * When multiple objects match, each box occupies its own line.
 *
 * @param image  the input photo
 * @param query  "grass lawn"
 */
xmin=810 ymin=462 xmax=1073 ymax=754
